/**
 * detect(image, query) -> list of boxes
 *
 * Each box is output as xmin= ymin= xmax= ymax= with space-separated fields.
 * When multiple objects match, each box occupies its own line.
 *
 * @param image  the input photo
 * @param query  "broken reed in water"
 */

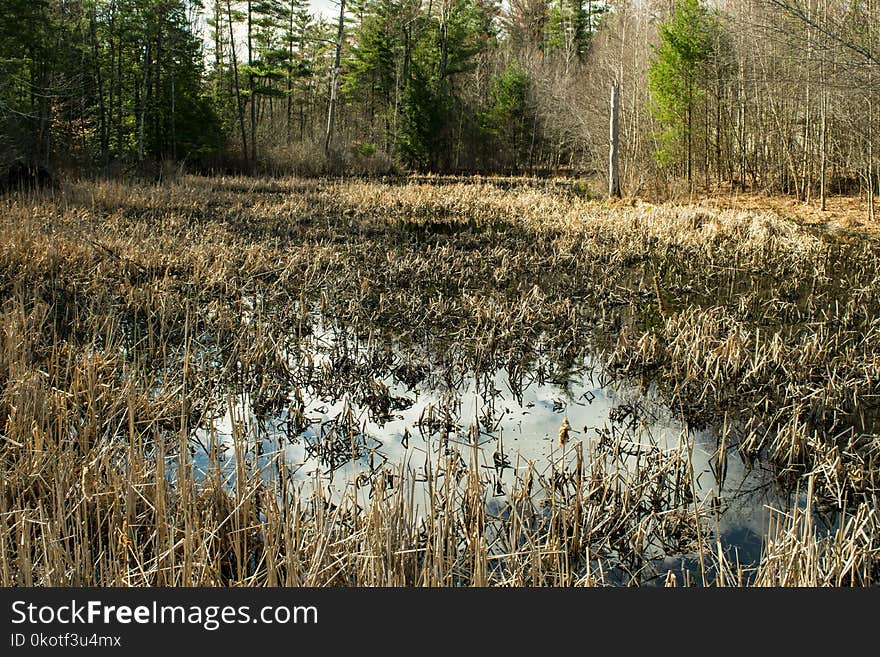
xmin=0 ymin=176 xmax=878 ymax=586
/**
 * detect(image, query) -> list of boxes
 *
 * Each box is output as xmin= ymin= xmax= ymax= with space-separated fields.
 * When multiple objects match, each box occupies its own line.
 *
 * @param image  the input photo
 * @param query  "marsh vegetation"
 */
xmin=1 ymin=176 xmax=878 ymax=586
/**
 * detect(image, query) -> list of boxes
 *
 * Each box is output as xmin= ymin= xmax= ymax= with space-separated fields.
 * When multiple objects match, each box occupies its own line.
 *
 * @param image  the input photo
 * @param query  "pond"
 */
xmin=190 ymin=316 xmax=797 ymax=583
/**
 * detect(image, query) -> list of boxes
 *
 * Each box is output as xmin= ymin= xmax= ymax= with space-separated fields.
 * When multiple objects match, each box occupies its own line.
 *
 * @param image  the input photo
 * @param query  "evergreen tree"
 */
xmin=647 ymin=0 xmax=721 ymax=189
xmin=480 ymin=65 xmax=532 ymax=169
xmin=343 ymin=0 xmax=399 ymax=146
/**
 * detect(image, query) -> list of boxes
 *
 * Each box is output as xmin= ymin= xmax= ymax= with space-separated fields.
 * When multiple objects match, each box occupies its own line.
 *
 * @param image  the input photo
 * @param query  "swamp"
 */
xmin=1 ymin=176 xmax=878 ymax=587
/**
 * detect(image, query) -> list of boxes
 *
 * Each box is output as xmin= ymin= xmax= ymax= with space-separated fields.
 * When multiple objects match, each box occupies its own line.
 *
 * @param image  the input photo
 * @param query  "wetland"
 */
xmin=1 ymin=176 xmax=878 ymax=586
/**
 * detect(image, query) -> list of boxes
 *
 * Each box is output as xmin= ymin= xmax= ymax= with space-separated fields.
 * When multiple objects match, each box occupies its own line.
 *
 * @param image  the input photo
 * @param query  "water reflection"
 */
xmin=193 ymin=322 xmax=786 ymax=575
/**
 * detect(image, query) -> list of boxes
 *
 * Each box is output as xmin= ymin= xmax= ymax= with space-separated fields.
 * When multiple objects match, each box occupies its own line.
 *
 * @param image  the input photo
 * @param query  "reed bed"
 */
xmin=1 ymin=175 xmax=878 ymax=586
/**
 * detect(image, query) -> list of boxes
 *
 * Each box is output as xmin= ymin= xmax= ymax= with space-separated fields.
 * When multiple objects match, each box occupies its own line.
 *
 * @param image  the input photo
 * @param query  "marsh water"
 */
xmin=188 ymin=314 xmax=807 ymax=580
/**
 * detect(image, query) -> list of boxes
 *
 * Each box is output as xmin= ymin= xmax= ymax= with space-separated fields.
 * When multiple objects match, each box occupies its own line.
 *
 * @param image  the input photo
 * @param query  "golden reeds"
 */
xmin=1 ymin=175 xmax=878 ymax=586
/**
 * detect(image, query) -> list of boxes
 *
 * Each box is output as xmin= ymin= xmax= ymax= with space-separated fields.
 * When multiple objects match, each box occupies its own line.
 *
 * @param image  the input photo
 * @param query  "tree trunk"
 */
xmin=801 ymin=78 xmax=811 ymax=202
xmin=90 ymin=9 xmax=109 ymax=167
xmin=687 ymin=83 xmax=693 ymax=192
xmin=609 ymin=82 xmax=621 ymax=198
xmin=325 ymin=0 xmax=345 ymax=154
xmin=227 ymin=0 xmax=249 ymax=164
xmin=819 ymin=0 xmax=828 ymax=211
xmin=869 ymin=97 xmax=875 ymax=223
xmin=117 ymin=34 xmax=124 ymax=159
xmin=287 ymin=5 xmax=294 ymax=146
xmin=171 ymin=74 xmax=177 ymax=161
xmin=138 ymin=43 xmax=151 ymax=162
xmin=820 ymin=88 xmax=827 ymax=211
xmin=248 ymin=1 xmax=257 ymax=163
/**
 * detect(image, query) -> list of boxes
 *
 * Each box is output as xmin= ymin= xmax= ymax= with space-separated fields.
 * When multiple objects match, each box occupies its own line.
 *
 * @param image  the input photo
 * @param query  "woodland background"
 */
xmin=1 ymin=0 xmax=878 ymax=202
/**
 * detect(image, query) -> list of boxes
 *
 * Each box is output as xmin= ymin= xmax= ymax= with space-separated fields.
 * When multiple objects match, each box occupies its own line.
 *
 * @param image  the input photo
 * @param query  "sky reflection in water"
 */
xmin=193 ymin=326 xmax=785 ymax=569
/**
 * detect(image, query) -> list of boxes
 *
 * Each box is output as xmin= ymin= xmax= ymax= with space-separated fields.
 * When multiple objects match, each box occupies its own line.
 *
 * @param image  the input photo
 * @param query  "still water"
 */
xmin=190 ymin=319 xmax=793 ymax=578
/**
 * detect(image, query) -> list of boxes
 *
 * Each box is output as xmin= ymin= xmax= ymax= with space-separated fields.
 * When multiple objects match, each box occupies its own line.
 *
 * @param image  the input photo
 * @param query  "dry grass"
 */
xmin=698 ymin=191 xmax=880 ymax=240
xmin=0 ymin=175 xmax=877 ymax=586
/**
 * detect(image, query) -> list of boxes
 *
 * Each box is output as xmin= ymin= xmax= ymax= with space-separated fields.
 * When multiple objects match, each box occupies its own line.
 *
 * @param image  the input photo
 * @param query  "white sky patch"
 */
xmin=310 ymin=0 xmax=339 ymax=20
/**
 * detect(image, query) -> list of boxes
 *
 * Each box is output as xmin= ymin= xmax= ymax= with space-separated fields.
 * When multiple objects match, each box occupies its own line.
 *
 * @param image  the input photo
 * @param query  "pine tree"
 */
xmin=647 ymin=0 xmax=720 ymax=189
xmin=480 ymin=65 xmax=532 ymax=168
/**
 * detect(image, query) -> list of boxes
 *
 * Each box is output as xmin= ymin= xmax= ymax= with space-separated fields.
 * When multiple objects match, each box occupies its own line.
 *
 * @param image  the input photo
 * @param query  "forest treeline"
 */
xmin=1 ymin=0 xmax=878 ymax=200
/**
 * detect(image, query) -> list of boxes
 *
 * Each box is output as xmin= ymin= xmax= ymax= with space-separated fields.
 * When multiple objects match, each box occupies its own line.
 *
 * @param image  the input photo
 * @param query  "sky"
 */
xmin=308 ymin=0 xmax=339 ymax=20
